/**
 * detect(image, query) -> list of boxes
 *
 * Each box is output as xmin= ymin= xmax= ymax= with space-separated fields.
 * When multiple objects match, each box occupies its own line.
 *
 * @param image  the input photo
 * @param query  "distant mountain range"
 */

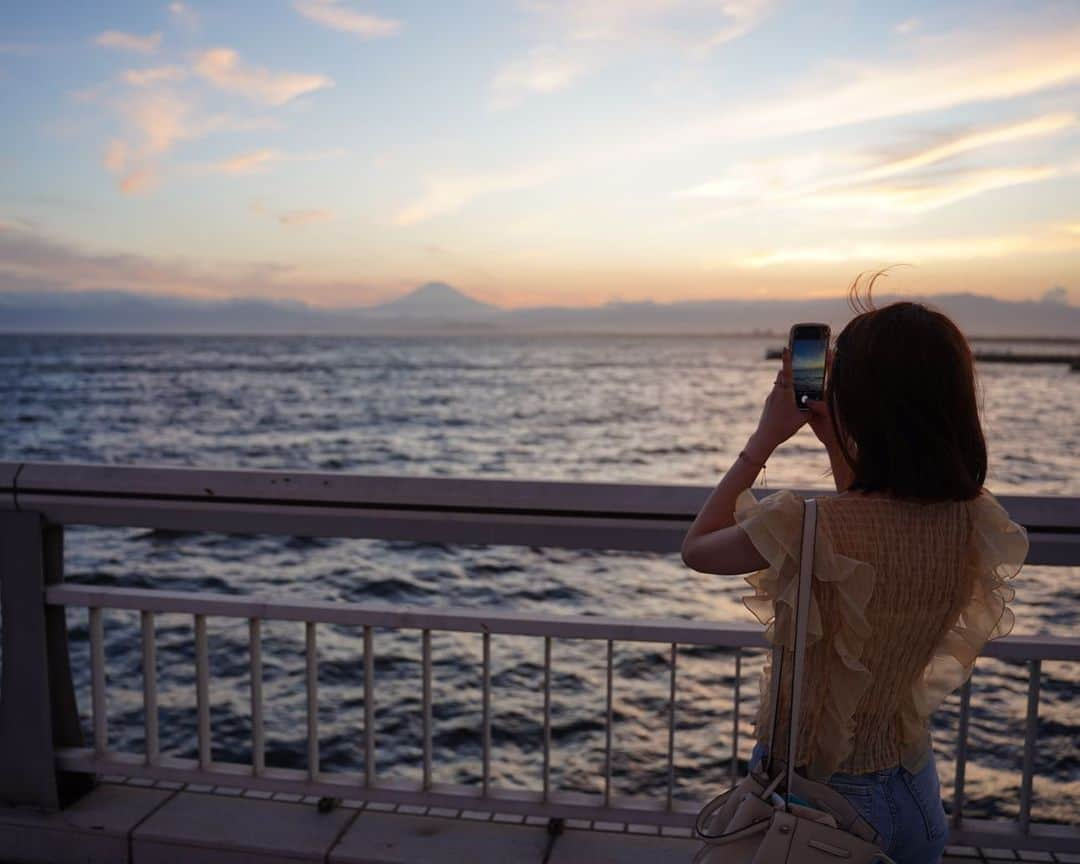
xmin=1 ymin=281 xmax=1077 ymax=338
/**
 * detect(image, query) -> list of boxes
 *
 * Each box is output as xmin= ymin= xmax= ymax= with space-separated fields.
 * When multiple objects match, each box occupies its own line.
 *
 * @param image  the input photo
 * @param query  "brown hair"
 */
xmin=827 ymin=271 xmax=987 ymax=500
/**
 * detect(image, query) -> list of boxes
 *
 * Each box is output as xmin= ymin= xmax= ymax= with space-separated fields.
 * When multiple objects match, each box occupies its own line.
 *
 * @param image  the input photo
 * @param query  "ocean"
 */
xmin=1 ymin=332 xmax=1076 ymax=823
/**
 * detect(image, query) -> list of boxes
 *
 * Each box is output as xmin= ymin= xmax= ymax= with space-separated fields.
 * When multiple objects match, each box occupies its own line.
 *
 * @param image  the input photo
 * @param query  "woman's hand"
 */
xmin=806 ymin=400 xmax=837 ymax=448
xmin=804 ymin=348 xmax=837 ymax=449
xmin=804 ymin=349 xmax=855 ymax=491
xmin=750 ymin=346 xmax=808 ymax=456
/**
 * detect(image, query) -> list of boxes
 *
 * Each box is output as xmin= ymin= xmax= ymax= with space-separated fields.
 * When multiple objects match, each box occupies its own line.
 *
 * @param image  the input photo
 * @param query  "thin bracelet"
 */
xmin=738 ymin=450 xmax=766 ymax=470
xmin=738 ymin=450 xmax=768 ymax=487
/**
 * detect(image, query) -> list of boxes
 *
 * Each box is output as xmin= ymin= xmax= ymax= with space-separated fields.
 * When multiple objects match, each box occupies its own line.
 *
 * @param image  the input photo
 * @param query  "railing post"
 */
xmin=0 ymin=513 xmax=90 ymax=808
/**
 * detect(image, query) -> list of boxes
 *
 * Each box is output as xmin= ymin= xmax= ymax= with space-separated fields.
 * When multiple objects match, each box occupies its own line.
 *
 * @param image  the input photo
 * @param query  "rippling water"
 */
xmin=1 ymin=333 xmax=1076 ymax=823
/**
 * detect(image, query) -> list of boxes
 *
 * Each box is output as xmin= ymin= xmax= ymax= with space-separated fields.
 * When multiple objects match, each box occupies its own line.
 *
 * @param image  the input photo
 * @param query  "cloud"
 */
xmin=0 ymin=222 xmax=297 ymax=299
xmin=737 ymin=229 xmax=1080 ymax=268
xmin=118 ymin=165 xmax=159 ymax=195
xmin=194 ymin=48 xmax=333 ymax=105
xmin=490 ymin=49 xmax=586 ymax=108
xmin=103 ymin=139 xmax=129 ymax=173
xmin=213 ymin=149 xmax=281 ymax=174
xmin=209 ymin=147 xmax=343 ymax=175
xmin=168 ymin=2 xmax=199 ymax=27
xmin=532 ymin=0 xmax=773 ymax=50
xmin=800 ymin=166 xmax=1058 ymax=214
xmin=293 ymin=0 xmax=400 ymax=38
xmin=721 ymin=24 xmax=1080 ymax=138
xmin=92 ymin=44 xmax=331 ymax=194
xmin=278 ymin=209 xmax=336 ymax=226
xmin=852 ymin=113 xmax=1076 ymax=182
xmin=691 ymin=0 xmax=774 ymax=51
xmin=122 ymin=65 xmax=188 ymax=87
xmin=120 ymin=89 xmax=196 ymax=154
xmin=392 ymin=163 xmax=560 ymax=226
xmin=95 ymin=30 xmax=162 ymax=54
xmin=495 ymin=1 xmax=772 ymax=106
xmin=101 ymin=89 xmax=198 ymax=194
xmin=894 ymin=18 xmax=920 ymax=35
xmin=677 ymin=113 xmax=1076 ymax=213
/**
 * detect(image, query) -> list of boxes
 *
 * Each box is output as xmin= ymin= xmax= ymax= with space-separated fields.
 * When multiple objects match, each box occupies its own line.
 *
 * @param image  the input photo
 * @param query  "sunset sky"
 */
xmin=1 ymin=0 xmax=1078 ymax=308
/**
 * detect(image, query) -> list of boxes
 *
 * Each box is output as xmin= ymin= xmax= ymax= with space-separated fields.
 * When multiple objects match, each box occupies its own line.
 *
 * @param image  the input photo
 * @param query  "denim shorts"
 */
xmin=749 ymin=742 xmax=948 ymax=864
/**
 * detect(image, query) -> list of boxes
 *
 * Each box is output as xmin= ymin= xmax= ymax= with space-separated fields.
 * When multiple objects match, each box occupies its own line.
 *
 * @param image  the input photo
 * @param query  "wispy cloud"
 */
xmin=103 ymin=139 xmax=129 ymax=174
xmin=89 ymin=40 xmax=332 ymax=195
xmin=677 ymin=113 xmax=1077 ymax=213
xmin=214 ymin=149 xmax=281 ymax=174
xmin=490 ymin=49 xmax=585 ymax=108
xmin=95 ymin=30 xmax=163 ymax=54
xmin=800 ymin=166 xmax=1059 ymax=214
xmin=393 ymin=163 xmax=560 ymax=226
xmin=532 ymin=0 xmax=773 ymax=50
xmin=209 ymin=147 xmax=342 ymax=175
xmin=738 ymin=229 xmax=1080 ymax=268
xmin=168 ymin=2 xmax=199 ymax=28
xmin=101 ymin=89 xmax=199 ymax=194
xmin=722 ymin=24 xmax=1080 ymax=138
xmin=120 ymin=89 xmax=196 ymax=154
xmin=494 ymin=0 xmax=772 ymax=107
xmin=853 ymin=113 xmax=1076 ymax=182
xmin=118 ymin=165 xmax=159 ymax=195
xmin=0 ymin=222 xmax=293 ymax=298
xmin=122 ymin=65 xmax=188 ymax=87
xmin=194 ymin=48 xmax=333 ymax=105
xmin=292 ymin=0 xmax=400 ymax=38
xmin=894 ymin=18 xmax=921 ymax=36
xmin=0 ymin=222 xmax=399 ymax=305
xmin=279 ymin=208 xmax=336 ymax=226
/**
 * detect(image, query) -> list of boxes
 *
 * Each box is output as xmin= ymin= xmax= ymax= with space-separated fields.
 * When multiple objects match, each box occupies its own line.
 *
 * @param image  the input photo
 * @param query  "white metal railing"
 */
xmin=1 ymin=461 xmax=1078 ymax=852
xmin=45 ymin=583 xmax=1078 ymax=843
xmin=49 ymin=584 xmax=764 ymax=825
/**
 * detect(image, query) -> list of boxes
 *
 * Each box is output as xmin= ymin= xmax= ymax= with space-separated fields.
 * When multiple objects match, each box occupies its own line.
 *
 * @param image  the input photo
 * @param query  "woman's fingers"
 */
xmin=775 ymin=347 xmax=792 ymax=388
xmin=806 ymin=398 xmax=827 ymax=417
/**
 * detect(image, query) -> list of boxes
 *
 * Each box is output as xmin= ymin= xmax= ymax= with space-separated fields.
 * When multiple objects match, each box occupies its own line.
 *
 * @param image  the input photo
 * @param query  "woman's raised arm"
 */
xmin=681 ymin=347 xmax=807 ymax=575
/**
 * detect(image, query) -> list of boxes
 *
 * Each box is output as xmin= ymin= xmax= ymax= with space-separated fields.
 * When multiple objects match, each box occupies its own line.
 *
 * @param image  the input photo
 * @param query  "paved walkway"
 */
xmin=1 ymin=779 xmax=1075 ymax=863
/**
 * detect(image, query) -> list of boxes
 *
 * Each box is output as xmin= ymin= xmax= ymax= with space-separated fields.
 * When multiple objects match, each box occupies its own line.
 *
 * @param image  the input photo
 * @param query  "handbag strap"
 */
xmin=787 ymin=497 xmax=817 ymax=797
xmin=763 ymin=498 xmax=817 ymax=794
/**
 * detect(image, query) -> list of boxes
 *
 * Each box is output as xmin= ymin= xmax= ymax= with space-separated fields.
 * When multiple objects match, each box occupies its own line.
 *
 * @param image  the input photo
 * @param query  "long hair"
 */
xmin=827 ymin=272 xmax=987 ymax=500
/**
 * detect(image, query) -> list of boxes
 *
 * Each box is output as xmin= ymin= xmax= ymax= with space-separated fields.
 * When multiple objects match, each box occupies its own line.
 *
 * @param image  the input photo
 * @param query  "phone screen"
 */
xmin=790 ymin=325 xmax=829 ymax=410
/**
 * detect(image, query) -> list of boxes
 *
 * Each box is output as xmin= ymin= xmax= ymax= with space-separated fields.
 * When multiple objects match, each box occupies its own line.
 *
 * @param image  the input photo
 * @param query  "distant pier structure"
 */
xmin=766 ymin=342 xmax=1080 ymax=369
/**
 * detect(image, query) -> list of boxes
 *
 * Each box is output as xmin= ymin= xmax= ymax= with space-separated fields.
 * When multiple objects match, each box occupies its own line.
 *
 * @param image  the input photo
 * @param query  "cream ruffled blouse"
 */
xmin=734 ymin=488 xmax=1028 ymax=780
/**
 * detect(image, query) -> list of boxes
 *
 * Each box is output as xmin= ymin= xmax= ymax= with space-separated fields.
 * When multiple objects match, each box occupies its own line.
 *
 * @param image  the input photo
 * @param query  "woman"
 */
xmin=681 ymin=288 xmax=1028 ymax=864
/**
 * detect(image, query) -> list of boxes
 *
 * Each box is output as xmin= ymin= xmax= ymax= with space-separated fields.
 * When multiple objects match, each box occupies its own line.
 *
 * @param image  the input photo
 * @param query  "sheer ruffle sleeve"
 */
xmin=734 ymin=489 xmax=876 ymax=777
xmin=900 ymin=491 xmax=1029 ymax=770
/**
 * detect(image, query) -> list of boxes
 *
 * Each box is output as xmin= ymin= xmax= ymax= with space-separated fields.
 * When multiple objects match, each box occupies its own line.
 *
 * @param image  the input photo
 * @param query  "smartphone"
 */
xmin=788 ymin=323 xmax=830 ymax=411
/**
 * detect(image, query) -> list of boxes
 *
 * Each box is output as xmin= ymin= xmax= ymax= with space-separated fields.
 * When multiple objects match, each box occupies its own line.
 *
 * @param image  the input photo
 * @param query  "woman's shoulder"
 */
xmin=819 ymin=487 xmax=1029 ymax=570
xmin=966 ymin=488 xmax=1030 ymax=572
xmin=820 ymin=488 xmax=999 ymax=516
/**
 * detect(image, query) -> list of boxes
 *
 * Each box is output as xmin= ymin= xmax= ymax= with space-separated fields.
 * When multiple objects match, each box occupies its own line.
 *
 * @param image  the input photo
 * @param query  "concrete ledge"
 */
xmin=331 ymin=812 xmax=550 ymax=863
xmin=132 ymin=790 xmax=354 ymax=864
xmin=0 ymin=783 xmax=1069 ymax=864
xmin=0 ymin=783 xmax=172 ymax=864
xmin=548 ymin=827 xmax=699 ymax=863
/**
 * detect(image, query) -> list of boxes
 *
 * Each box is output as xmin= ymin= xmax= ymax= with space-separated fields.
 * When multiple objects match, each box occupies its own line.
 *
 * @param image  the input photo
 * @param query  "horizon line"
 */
xmin=1 ymin=284 xmax=1076 ymax=311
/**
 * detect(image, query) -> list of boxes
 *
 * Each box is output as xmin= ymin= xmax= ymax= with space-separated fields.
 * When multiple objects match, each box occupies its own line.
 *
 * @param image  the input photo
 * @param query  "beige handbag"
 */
xmin=693 ymin=499 xmax=895 ymax=863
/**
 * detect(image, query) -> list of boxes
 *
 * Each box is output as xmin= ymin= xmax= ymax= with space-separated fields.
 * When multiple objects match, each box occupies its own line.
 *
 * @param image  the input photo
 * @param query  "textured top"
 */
xmin=734 ymin=488 xmax=1028 ymax=779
